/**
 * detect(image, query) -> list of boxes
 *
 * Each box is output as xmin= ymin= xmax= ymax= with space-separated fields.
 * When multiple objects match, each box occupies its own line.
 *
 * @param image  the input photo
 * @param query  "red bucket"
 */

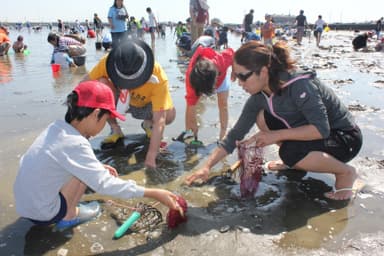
xmin=51 ymin=63 xmax=61 ymax=72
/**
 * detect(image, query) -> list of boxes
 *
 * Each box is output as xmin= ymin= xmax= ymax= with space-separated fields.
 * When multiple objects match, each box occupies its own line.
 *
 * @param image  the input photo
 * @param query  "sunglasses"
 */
xmin=235 ymin=71 xmax=254 ymax=82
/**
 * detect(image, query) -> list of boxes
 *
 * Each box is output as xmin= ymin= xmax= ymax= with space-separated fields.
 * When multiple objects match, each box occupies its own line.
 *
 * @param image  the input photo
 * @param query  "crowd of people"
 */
xmin=2 ymin=0 xmax=383 ymax=237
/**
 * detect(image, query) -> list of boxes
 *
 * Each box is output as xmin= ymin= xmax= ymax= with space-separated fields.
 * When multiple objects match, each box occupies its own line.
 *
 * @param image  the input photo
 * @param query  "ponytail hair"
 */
xmin=234 ymin=41 xmax=296 ymax=94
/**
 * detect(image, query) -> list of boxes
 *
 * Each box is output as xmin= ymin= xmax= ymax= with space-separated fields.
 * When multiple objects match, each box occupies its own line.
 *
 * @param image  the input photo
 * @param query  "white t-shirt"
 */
xmin=148 ymin=12 xmax=156 ymax=28
xmin=14 ymin=120 xmax=145 ymax=221
xmin=315 ymin=19 xmax=326 ymax=31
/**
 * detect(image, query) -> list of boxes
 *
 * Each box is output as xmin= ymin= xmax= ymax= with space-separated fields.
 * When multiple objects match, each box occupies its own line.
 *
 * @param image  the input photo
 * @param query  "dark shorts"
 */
xmin=149 ymin=27 xmax=157 ymax=33
xmin=127 ymin=103 xmax=153 ymax=120
xmin=264 ymin=111 xmax=363 ymax=167
xmin=314 ymin=28 xmax=323 ymax=37
xmin=28 ymin=192 xmax=67 ymax=226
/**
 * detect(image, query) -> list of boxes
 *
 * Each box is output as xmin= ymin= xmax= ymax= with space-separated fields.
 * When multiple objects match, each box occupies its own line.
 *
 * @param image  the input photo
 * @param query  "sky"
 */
xmin=0 ymin=0 xmax=381 ymax=24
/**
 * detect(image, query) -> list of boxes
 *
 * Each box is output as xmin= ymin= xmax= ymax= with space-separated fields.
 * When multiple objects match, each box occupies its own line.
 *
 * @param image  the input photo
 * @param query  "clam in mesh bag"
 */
xmin=237 ymin=141 xmax=264 ymax=198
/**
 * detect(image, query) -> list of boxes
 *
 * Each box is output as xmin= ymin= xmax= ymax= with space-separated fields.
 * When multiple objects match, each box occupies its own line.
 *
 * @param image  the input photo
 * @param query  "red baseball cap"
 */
xmin=73 ymin=81 xmax=126 ymax=121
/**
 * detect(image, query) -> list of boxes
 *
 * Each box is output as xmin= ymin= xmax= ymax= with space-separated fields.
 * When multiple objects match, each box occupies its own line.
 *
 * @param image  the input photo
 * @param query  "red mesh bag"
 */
xmin=166 ymin=195 xmax=188 ymax=229
xmin=237 ymin=141 xmax=264 ymax=198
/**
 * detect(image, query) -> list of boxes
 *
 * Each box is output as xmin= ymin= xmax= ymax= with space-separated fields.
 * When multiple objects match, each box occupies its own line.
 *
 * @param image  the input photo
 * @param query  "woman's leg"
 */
xmin=111 ymin=32 xmax=118 ymax=49
xmin=60 ymin=177 xmax=87 ymax=220
xmin=150 ymin=29 xmax=156 ymax=51
xmin=293 ymin=151 xmax=357 ymax=200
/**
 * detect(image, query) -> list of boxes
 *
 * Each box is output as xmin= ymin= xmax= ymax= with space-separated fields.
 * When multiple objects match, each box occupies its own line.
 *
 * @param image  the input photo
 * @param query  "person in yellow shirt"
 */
xmin=82 ymin=39 xmax=176 ymax=168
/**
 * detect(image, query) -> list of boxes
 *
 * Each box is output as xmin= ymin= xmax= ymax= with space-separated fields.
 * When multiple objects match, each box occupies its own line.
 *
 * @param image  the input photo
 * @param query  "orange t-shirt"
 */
xmin=262 ymin=22 xmax=275 ymax=39
xmin=0 ymin=33 xmax=10 ymax=43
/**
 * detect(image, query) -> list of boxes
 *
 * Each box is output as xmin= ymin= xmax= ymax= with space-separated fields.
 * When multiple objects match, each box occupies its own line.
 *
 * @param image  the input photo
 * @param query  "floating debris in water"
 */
xmin=90 ymin=242 xmax=104 ymax=254
xmin=348 ymin=104 xmax=367 ymax=111
xmin=236 ymin=225 xmax=250 ymax=233
xmin=333 ymin=78 xmax=354 ymax=85
xmin=219 ymin=225 xmax=230 ymax=233
xmin=57 ymin=248 xmax=68 ymax=256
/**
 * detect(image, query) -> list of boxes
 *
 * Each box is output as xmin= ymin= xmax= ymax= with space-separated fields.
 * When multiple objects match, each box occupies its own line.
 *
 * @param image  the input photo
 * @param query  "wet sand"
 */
xmin=1 ymin=29 xmax=384 ymax=255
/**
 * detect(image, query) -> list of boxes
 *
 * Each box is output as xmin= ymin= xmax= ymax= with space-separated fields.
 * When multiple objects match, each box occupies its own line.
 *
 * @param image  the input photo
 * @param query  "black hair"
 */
xmin=47 ymin=32 xmax=59 ymax=45
xmin=113 ymin=0 xmax=124 ymax=8
xmin=203 ymin=28 xmax=214 ymax=37
xmin=189 ymin=58 xmax=218 ymax=97
xmin=65 ymin=91 xmax=109 ymax=123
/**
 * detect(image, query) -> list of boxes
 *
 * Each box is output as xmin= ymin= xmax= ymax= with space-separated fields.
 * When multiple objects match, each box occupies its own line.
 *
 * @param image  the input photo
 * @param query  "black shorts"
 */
xmin=264 ymin=111 xmax=363 ymax=167
xmin=149 ymin=27 xmax=157 ymax=33
xmin=28 ymin=192 xmax=67 ymax=226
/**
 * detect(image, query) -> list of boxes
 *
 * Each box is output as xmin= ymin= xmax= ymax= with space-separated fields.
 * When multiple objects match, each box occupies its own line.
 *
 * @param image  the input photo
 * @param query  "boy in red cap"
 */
xmin=13 ymin=81 xmax=183 ymax=231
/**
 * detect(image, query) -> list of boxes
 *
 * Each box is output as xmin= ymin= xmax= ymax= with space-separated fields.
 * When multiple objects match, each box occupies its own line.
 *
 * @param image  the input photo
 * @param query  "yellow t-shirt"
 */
xmin=88 ymin=55 xmax=173 ymax=112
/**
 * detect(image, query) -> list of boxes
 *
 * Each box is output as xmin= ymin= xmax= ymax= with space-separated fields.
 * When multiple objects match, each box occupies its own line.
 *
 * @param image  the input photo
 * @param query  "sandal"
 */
xmin=324 ymin=187 xmax=355 ymax=201
xmin=324 ymin=179 xmax=365 ymax=201
xmin=55 ymin=201 xmax=101 ymax=231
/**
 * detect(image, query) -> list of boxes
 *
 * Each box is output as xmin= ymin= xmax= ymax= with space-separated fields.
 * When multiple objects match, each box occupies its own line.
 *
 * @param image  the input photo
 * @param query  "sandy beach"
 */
xmin=1 ymin=28 xmax=384 ymax=256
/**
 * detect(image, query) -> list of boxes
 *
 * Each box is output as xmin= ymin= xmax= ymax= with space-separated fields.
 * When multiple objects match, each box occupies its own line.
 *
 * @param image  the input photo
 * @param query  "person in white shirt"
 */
xmin=146 ymin=7 xmax=158 ymax=51
xmin=13 ymin=80 xmax=183 ymax=231
xmin=314 ymin=15 xmax=327 ymax=47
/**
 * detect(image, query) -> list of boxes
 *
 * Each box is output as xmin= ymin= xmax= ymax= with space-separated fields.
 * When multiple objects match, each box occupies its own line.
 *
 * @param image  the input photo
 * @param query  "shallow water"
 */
xmin=1 ymin=28 xmax=384 ymax=255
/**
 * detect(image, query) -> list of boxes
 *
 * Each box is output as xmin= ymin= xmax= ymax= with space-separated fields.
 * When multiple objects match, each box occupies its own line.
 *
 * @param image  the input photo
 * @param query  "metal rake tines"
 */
xmin=131 ymin=202 xmax=163 ymax=231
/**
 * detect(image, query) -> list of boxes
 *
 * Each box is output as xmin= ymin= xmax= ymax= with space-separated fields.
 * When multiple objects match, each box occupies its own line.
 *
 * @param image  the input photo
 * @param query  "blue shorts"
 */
xmin=28 ymin=192 xmax=67 ymax=226
xmin=216 ymin=75 xmax=231 ymax=94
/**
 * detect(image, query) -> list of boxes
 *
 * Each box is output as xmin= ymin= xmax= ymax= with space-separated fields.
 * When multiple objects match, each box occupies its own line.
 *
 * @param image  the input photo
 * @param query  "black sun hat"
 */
xmin=106 ymin=39 xmax=154 ymax=89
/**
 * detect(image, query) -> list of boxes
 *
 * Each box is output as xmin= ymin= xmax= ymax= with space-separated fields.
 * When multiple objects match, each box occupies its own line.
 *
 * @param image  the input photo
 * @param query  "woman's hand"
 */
xmin=184 ymin=166 xmax=210 ymax=185
xmin=103 ymin=164 xmax=118 ymax=177
xmin=248 ymin=130 xmax=280 ymax=148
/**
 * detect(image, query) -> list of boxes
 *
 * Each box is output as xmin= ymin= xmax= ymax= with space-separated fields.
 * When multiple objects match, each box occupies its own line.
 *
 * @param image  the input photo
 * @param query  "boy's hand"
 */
xmin=103 ymin=164 xmax=118 ymax=177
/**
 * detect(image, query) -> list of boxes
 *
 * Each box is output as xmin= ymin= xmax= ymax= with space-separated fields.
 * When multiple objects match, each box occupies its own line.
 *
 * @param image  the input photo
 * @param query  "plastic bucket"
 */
xmin=51 ymin=63 xmax=61 ymax=72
